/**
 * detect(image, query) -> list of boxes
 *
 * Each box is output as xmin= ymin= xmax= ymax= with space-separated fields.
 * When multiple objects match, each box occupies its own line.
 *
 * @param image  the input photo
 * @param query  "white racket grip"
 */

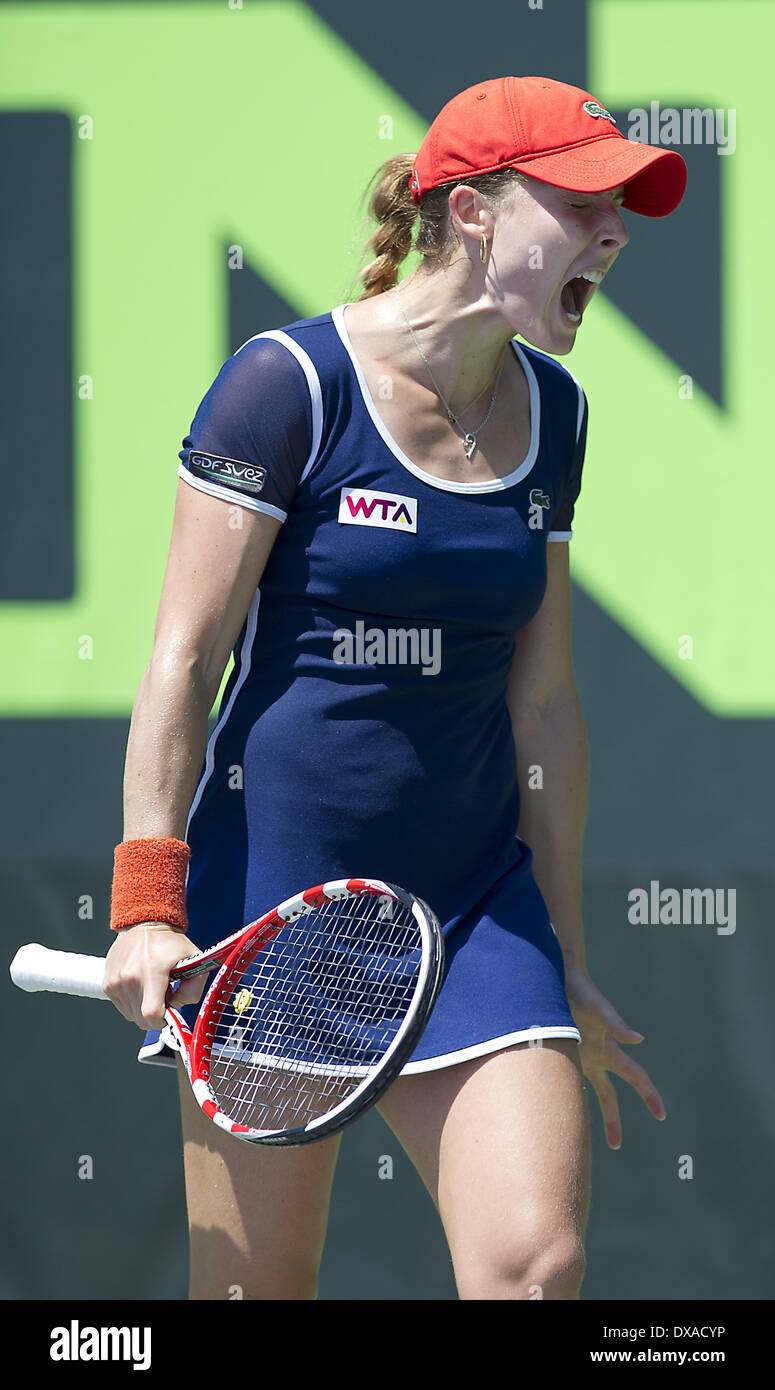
xmin=10 ymin=944 xmax=108 ymax=999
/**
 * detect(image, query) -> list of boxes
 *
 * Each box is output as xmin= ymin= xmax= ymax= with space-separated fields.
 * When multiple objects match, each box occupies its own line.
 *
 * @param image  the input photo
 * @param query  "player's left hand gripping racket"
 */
xmin=10 ymin=878 xmax=444 ymax=1146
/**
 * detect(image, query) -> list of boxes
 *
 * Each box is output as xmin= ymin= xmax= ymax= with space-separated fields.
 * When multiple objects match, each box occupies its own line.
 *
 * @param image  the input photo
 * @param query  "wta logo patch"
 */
xmin=338 ymin=487 xmax=418 ymax=533
xmin=188 ymin=451 xmax=267 ymax=494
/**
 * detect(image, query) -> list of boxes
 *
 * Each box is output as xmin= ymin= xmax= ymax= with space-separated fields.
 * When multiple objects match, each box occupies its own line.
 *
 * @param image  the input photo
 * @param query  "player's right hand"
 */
xmin=103 ymin=922 xmax=205 ymax=1030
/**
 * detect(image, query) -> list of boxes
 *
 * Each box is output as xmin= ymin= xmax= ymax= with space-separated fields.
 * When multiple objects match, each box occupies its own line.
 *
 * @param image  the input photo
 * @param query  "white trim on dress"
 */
xmin=331 ymin=302 xmax=542 ymax=495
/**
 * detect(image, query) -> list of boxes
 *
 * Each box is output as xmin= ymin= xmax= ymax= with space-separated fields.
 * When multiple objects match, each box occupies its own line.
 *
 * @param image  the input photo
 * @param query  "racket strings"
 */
xmin=203 ymin=892 xmax=425 ymax=1133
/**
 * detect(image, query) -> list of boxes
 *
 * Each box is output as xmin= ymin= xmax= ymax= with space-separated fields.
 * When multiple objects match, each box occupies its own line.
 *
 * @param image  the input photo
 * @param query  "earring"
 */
xmin=480 ymin=234 xmax=488 ymax=264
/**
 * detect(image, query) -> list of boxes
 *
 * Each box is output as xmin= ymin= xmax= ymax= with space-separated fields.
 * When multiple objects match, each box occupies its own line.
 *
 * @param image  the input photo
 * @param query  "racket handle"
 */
xmin=10 ymin=944 xmax=108 ymax=999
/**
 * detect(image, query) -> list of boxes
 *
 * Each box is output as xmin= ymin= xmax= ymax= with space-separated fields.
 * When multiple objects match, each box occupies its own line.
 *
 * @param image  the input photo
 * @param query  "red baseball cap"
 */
xmin=409 ymin=76 xmax=687 ymax=217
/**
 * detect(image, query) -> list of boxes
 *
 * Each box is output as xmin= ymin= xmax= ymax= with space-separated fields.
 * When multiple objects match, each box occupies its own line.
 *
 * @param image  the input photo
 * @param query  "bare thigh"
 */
xmin=176 ymin=1057 xmax=342 ymax=1300
xmin=375 ymin=1039 xmax=591 ymax=1300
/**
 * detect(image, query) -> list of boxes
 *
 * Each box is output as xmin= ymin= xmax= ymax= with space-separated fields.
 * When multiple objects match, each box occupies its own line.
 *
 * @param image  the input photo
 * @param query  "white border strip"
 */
xmin=331 ymin=303 xmax=542 ymax=494
xmin=547 ymin=529 xmax=572 ymax=542
xmin=177 ymin=465 xmax=287 ymax=520
xmin=137 ymin=1036 xmax=173 ymax=1064
xmin=399 ymin=1025 xmax=581 ymax=1074
xmin=556 ymin=358 xmax=587 ymax=444
xmin=139 ymin=1023 xmax=582 ymax=1072
xmin=575 ymin=383 xmax=587 ymax=441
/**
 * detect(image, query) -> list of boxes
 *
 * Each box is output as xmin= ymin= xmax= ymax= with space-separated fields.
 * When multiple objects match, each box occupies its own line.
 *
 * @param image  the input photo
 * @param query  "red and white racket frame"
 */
xmin=154 ymin=876 xmax=443 ymax=1144
xmin=10 ymin=876 xmax=444 ymax=1145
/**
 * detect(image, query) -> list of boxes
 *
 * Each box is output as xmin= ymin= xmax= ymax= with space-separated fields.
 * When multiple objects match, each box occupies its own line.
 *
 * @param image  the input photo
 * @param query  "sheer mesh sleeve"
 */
xmin=549 ymin=388 xmax=588 ymax=540
xmin=177 ymin=334 xmax=313 ymax=521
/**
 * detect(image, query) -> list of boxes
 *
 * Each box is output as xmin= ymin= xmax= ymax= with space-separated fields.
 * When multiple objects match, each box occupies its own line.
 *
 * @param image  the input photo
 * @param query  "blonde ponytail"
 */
xmin=355 ymin=154 xmax=418 ymax=300
xmin=351 ymin=157 xmax=529 ymax=301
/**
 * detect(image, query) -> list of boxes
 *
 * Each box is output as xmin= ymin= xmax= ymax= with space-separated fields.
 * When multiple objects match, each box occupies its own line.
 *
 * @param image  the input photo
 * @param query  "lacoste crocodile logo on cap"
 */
xmin=583 ymin=100 xmax=617 ymax=123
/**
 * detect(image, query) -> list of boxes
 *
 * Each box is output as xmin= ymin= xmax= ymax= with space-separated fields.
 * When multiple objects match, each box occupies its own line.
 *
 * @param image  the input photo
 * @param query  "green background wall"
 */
xmin=1 ymin=0 xmax=772 ymax=1299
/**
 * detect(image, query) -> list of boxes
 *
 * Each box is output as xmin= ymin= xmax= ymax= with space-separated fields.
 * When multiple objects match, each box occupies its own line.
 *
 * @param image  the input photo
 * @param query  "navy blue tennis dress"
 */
xmin=138 ymin=302 xmax=588 ymax=1074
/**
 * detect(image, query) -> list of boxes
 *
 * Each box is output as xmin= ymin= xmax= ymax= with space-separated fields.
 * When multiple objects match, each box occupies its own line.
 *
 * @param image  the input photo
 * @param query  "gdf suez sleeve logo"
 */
xmin=188 ymin=451 xmax=267 ymax=494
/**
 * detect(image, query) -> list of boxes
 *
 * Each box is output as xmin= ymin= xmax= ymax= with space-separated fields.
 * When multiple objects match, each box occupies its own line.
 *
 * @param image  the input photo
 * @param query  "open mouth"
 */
xmin=560 ymin=274 xmax=599 ymax=324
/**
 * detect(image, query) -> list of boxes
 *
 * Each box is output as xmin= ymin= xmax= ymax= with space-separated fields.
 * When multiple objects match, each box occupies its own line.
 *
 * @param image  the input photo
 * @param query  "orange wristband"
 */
xmin=110 ymin=837 xmax=191 ymax=932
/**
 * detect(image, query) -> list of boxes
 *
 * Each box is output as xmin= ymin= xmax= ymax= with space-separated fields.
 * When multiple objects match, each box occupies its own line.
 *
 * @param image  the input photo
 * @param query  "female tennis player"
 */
xmin=102 ymin=76 xmax=686 ymax=1299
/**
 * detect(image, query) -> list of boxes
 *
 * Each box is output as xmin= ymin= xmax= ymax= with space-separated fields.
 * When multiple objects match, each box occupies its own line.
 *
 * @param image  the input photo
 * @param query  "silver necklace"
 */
xmin=395 ymin=282 xmax=508 ymax=459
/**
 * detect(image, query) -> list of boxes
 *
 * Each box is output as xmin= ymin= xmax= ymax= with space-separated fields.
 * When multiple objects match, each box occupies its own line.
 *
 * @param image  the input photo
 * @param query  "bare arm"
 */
xmin=123 ymin=480 xmax=280 ymax=837
xmin=508 ymin=544 xmax=667 ymax=1147
xmin=103 ymin=479 xmax=282 ymax=1028
xmin=506 ymin=541 xmax=589 ymax=971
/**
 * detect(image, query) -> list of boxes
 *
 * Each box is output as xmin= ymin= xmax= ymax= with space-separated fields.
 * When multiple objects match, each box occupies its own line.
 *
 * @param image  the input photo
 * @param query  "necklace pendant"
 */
xmin=464 ymin=434 xmax=477 ymax=460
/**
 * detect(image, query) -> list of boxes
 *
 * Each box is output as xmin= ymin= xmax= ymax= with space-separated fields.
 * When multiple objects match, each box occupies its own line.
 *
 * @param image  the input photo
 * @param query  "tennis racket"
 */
xmin=10 ymin=877 xmax=444 ymax=1146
